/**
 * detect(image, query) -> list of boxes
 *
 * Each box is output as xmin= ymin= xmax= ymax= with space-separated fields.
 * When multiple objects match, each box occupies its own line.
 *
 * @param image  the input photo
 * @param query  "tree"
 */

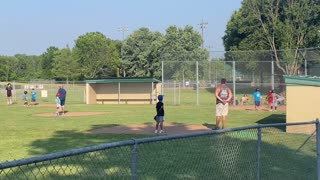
xmin=159 ymin=25 xmax=209 ymax=81
xmin=51 ymin=47 xmax=80 ymax=81
xmin=223 ymin=0 xmax=320 ymax=75
xmin=14 ymin=54 xmax=42 ymax=81
xmin=40 ymin=47 xmax=59 ymax=79
xmin=73 ymin=32 xmax=120 ymax=78
xmin=121 ymin=28 xmax=163 ymax=78
xmin=0 ymin=56 xmax=18 ymax=81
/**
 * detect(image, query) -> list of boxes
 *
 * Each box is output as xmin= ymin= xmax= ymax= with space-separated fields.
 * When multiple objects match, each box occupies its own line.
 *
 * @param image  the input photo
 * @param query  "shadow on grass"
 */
xmin=202 ymin=123 xmax=215 ymax=129
xmin=256 ymin=114 xmax=286 ymax=131
xmin=2 ymin=129 xmax=316 ymax=179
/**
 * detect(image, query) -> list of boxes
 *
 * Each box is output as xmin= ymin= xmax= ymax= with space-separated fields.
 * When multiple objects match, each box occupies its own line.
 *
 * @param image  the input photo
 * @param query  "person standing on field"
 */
xmin=55 ymin=93 xmax=62 ymax=116
xmin=253 ymin=88 xmax=261 ymax=111
xmin=5 ymin=83 xmax=13 ymax=105
xmin=215 ymin=78 xmax=233 ymax=129
xmin=57 ymin=85 xmax=67 ymax=114
xmin=31 ymin=88 xmax=37 ymax=106
xmin=154 ymin=95 xmax=165 ymax=134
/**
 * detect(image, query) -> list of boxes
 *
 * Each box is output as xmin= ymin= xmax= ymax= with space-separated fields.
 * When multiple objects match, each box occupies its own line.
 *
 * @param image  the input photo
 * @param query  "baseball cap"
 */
xmin=158 ymin=95 xmax=163 ymax=100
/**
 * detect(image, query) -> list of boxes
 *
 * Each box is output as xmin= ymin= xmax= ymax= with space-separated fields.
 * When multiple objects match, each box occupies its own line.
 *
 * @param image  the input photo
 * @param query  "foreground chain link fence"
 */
xmin=1 ymin=120 xmax=319 ymax=180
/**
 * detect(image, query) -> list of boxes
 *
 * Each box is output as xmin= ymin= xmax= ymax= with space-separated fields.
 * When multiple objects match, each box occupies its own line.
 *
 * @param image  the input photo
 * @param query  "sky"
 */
xmin=0 ymin=0 xmax=243 ymax=56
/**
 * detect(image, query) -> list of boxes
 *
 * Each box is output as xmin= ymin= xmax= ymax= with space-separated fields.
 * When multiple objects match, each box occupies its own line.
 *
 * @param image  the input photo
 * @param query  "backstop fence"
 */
xmin=162 ymin=48 xmax=320 ymax=105
xmin=0 ymin=120 xmax=319 ymax=180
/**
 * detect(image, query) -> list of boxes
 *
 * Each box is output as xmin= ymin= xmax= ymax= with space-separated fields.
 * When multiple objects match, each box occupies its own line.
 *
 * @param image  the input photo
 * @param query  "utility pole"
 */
xmin=198 ymin=20 xmax=208 ymax=49
xmin=118 ymin=26 xmax=128 ymax=41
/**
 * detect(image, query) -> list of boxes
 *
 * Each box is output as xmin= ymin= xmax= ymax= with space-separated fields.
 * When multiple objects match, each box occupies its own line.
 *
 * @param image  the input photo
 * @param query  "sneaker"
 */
xmin=154 ymin=130 xmax=158 ymax=134
xmin=159 ymin=130 xmax=164 ymax=134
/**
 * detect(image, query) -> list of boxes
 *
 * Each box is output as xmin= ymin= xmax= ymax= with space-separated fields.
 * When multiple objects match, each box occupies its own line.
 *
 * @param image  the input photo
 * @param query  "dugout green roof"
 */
xmin=85 ymin=77 xmax=161 ymax=84
xmin=284 ymin=75 xmax=320 ymax=86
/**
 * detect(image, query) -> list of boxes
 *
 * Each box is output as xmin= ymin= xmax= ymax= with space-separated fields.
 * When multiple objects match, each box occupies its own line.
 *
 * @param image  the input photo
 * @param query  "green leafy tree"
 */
xmin=223 ymin=0 xmax=320 ymax=75
xmin=73 ymin=32 xmax=120 ymax=78
xmin=121 ymin=28 xmax=163 ymax=78
xmin=159 ymin=25 xmax=209 ymax=81
xmin=40 ymin=46 xmax=59 ymax=79
xmin=0 ymin=56 xmax=19 ymax=81
xmin=51 ymin=47 xmax=80 ymax=81
xmin=14 ymin=54 xmax=42 ymax=81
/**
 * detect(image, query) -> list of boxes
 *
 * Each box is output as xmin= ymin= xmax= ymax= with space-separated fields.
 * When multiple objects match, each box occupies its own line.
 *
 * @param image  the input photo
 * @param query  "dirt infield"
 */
xmin=229 ymin=105 xmax=286 ymax=111
xmin=90 ymin=123 xmax=212 ymax=135
xmin=32 ymin=103 xmax=286 ymax=135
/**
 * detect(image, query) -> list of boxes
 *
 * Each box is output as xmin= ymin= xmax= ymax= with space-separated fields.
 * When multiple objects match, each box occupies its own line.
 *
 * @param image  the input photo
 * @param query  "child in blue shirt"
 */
xmin=253 ymin=88 xmax=261 ymax=111
xmin=31 ymin=88 xmax=37 ymax=106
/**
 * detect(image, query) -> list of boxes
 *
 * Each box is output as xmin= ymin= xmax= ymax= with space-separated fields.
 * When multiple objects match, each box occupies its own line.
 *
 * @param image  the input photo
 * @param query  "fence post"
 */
xmin=161 ymin=61 xmax=164 ymax=95
xmin=316 ymin=119 xmax=320 ymax=180
xmin=131 ymin=140 xmax=138 ymax=180
xmin=271 ymin=61 xmax=274 ymax=90
xmin=196 ymin=61 xmax=199 ymax=106
xmin=232 ymin=61 xmax=236 ymax=105
xmin=256 ymin=126 xmax=262 ymax=180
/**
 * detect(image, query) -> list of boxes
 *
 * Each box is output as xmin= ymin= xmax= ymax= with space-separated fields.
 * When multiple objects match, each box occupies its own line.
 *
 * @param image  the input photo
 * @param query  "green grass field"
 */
xmin=0 ymin=88 xmax=317 ymax=179
xmin=0 ymin=100 xmax=286 ymax=162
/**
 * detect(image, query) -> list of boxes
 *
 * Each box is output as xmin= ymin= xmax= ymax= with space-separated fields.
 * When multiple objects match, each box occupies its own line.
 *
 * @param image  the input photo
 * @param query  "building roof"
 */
xmin=284 ymin=75 xmax=320 ymax=86
xmin=85 ymin=77 xmax=161 ymax=84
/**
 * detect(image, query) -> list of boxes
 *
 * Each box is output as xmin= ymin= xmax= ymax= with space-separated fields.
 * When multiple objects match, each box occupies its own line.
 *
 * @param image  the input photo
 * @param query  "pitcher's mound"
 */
xmin=34 ymin=112 xmax=108 ymax=117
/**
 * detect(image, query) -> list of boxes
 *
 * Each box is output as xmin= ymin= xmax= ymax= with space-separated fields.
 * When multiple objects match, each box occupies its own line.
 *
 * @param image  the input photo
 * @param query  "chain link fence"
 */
xmin=0 ymin=81 xmax=86 ymax=105
xmin=1 ymin=120 xmax=319 ymax=180
xmin=162 ymin=48 xmax=320 ymax=105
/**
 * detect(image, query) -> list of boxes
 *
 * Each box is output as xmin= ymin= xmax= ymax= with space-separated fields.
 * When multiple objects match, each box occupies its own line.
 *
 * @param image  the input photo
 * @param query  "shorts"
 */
xmin=272 ymin=101 xmax=278 ymax=107
xmin=255 ymin=101 xmax=260 ymax=106
xmin=216 ymin=103 xmax=229 ymax=116
xmin=156 ymin=116 xmax=164 ymax=122
xmin=60 ymin=99 xmax=65 ymax=106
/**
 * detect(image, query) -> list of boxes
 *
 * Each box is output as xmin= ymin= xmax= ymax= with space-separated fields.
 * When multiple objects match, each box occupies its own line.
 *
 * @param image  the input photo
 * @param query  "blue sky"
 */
xmin=0 ymin=0 xmax=242 ymax=56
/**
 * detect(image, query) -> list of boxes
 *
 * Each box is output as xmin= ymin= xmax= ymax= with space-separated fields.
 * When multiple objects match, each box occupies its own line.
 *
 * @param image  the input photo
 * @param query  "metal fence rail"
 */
xmin=1 ymin=120 xmax=319 ymax=180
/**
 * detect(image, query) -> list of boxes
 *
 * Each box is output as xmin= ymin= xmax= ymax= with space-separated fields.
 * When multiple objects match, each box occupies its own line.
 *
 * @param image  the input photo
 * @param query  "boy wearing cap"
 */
xmin=253 ymin=88 xmax=262 ymax=111
xmin=154 ymin=95 xmax=165 ymax=134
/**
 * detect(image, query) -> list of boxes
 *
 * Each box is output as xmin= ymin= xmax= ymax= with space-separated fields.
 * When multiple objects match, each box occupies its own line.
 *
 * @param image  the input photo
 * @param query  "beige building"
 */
xmin=86 ymin=77 xmax=161 ymax=104
xmin=284 ymin=75 xmax=320 ymax=133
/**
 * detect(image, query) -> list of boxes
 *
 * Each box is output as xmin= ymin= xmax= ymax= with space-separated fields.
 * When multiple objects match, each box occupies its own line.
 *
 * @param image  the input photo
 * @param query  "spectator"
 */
xmin=241 ymin=94 xmax=249 ymax=105
xmin=5 ymin=83 xmax=13 ymax=105
xmin=215 ymin=78 xmax=233 ymax=129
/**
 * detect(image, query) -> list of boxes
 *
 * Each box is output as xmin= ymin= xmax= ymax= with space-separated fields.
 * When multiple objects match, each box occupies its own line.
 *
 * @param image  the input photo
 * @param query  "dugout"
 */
xmin=284 ymin=75 xmax=320 ymax=134
xmin=85 ymin=77 xmax=161 ymax=104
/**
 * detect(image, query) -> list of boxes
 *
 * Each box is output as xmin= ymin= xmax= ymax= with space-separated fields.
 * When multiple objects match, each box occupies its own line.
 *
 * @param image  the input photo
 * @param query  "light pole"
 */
xmin=118 ymin=26 xmax=128 ymax=41
xmin=198 ymin=20 xmax=208 ymax=49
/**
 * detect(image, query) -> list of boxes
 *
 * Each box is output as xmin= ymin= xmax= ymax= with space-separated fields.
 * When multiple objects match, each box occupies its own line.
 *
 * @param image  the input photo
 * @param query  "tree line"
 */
xmin=0 ymin=26 xmax=208 ymax=82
